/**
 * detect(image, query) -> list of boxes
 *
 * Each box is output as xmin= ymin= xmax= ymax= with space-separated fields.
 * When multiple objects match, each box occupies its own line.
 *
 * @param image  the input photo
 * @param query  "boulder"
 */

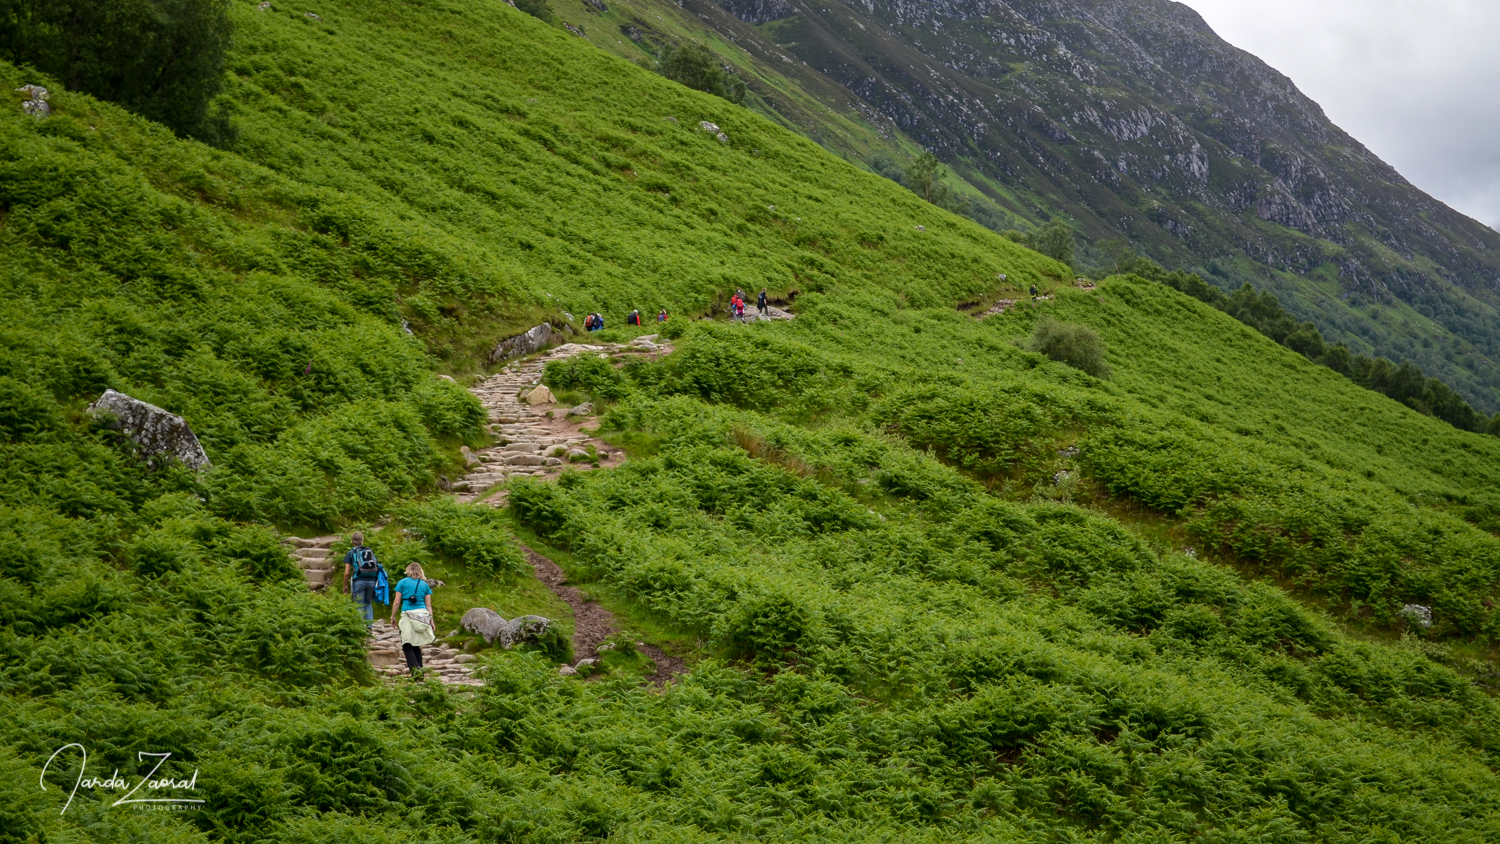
xmin=558 ymin=665 xmax=578 ymax=676
xmin=567 ymin=448 xmax=590 ymax=460
xmin=567 ymin=402 xmax=594 ymax=417
xmin=453 ymin=654 xmax=478 ymax=664
xmin=500 ymin=615 xmax=555 ymax=649
xmin=488 ymin=323 xmax=555 ymax=365
xmin=461 ymin=607 xmax=508 ymax=643
xmin=1399 ymin=604 xmax=1433 ymax=629
xmin=461 ymin=446 xmax=481 ymax=467
xmin=524 ymin=384 xmax=555 ymax=405
xmin=86 ymin=390 xmax=211 ymax=471
xmin=16 ymin=85 xmax=49 ymax=117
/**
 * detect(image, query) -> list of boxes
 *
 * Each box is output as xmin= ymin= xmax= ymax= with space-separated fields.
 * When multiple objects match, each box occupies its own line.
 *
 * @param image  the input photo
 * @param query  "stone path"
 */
xmin=282 ymin=334 xmax=677 ymax=688
xmin=452 ymin=336 xmax=672 ymax=504
xmin=368 ymin=620 xmax=483 ymax=686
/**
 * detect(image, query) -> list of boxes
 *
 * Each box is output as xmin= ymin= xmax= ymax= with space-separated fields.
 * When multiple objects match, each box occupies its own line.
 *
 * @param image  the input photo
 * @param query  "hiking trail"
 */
xmin=284 ymin=334 xmax=683 ymax=688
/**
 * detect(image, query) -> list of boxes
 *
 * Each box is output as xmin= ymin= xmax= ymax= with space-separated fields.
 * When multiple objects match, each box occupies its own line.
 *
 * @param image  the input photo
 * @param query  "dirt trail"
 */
xmin=284 ymin=334 xmax=685 ymax=687
xmin=523 ymin=545 xmax=685 ymax=686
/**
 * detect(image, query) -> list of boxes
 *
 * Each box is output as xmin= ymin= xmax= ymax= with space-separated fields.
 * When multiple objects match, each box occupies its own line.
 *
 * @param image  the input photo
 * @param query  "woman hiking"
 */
xmin=390 ymin=562 xmax=437 ymax=675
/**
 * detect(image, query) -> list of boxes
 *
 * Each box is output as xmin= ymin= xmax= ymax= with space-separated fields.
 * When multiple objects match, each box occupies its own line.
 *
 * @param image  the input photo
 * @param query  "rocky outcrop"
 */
xmin=720 ymin=0 xmax=799 ymax=25
xmin=86 ymin=390 xmax=211 ymax=471
xmin=488 ymin=323 xmax=556 ymax=365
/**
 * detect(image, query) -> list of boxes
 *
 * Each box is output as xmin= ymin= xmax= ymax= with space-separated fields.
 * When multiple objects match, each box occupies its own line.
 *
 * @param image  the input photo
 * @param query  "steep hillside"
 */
xmin=7 ymin=1 xmax=1500 ymax=842
xmin=555 ymin=0 xmax=1500 ymax=412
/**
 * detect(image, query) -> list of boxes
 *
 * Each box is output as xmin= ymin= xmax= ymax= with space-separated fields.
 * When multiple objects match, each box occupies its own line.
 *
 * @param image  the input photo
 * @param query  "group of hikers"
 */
xmin=584 ymin=309 xmax=668 ymax=332
xmin=730 ymin=288 xmax=770 ymax=322
xmin=580 ymin=290 xmax=773 ymax=330
xmin=342 ymin=532 xmax=435 ymax=675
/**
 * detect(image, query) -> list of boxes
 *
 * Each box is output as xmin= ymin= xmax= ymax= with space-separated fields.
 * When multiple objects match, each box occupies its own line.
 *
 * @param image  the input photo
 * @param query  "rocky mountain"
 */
xmin=560 ymin=0 xmax=1500 ymax=410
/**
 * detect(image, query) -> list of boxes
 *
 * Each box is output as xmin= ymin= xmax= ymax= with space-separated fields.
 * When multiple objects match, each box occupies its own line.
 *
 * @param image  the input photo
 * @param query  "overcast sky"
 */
xmin=1181 ymin=0 xmax=1500 ymax=231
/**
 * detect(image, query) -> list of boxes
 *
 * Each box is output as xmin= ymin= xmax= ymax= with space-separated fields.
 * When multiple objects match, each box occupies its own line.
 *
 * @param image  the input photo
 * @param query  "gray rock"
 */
xmin=453 ymin=654 xmax=478 ymax=664
xmin=523 ymin=384 xmax=555 ymax=405
xmin=500 ymin=615 xmax=555 ymax=649
xmin=488 ymin=323 xmax=556 ymax=365
xmin=305 ymin=11 xmax=321 ymax=21
xmin=505 ymin=453 xmax=546 ymax=466
xmin=575 ymin=658 xmax=597 ymax=668
xmin=461 ymin=607 xmax=508 ymax=643
xmin=545 ymin=445 xmax=569 ymax=457
xmin=505 ymin=442 xmax=542 ymax=453
xmin=461 ymin=447 xmax=481 ymax=467
xmin=16 ymin=85 xmax=49 ymax=117
xmin=258 ymin=1 xmax=270 ymax=8
xmin=568 ymin=448 xmax=591 ymax=460
xmin=1053 ymin=470 xmax=1072 ymax=486
xmin=558 ymin=665 xmax=578 ymax=676
xmin=567 ymin=402 xmax=594 ymax=417
xmin=86 ymin=390 xmax=211 ymax=471
xmin=1399 ymin=604 xmax=1433 ymax=629
xmin=544 ymin=457 xmax=563 ymax=466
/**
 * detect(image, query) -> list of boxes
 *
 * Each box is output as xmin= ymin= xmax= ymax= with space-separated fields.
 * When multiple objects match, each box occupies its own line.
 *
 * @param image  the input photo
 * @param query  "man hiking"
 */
xmin=1030 ymin=284 xmax=1039 ymax=300
xmin=757 ymin=288 xmax=769 ymax=317
xmin=627 ymin=309 xmax=642 ymax=326
xmin=342 ymin=532 xmax=387 ymax=627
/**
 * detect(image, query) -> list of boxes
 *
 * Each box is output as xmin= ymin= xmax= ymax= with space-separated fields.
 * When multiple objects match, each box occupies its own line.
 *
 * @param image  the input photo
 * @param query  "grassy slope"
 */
xmin=5 ymin=0 xmax=1500 ymax=841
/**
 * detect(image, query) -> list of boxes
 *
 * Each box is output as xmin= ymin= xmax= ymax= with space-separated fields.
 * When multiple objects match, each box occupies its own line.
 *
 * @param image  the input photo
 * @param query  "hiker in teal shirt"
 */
xmin=390 ymin=563 xmax=436 ymax=674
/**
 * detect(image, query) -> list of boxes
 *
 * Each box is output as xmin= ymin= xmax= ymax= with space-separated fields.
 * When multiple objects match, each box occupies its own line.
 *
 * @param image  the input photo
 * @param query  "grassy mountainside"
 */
xmin=6 ymin=0 xmax=1500 ymax=841
xmin=555 ymin=0 xmax=1500 ymax=414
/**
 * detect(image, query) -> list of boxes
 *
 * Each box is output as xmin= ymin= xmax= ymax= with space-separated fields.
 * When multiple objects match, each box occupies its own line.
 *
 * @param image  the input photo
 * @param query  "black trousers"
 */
xmin=402 ymin=643 xmax=423 ymax=670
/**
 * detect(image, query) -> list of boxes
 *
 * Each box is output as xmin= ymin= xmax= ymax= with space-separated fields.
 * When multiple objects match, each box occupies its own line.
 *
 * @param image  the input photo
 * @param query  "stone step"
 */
xmin=282 ymin=536 xmax=337 ymax=549
xmin=294 ymin=548 xmax=331 ymax=563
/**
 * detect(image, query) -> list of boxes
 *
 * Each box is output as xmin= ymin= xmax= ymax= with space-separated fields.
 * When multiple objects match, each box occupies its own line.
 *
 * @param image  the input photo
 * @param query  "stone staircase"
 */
xmin=283 ymin=535 xmax=340 ymax=592
xmin=452 ymin=338 xmax=669 ymax=503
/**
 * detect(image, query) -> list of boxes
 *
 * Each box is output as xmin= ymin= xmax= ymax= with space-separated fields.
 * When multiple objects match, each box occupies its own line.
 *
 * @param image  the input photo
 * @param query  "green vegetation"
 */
xmin=6 ymin=0 xmax=1500 ymax=841
xmin=1139 ymin=259 xmax=1499 ymax=435
xmin=659 ymin=43 xmax=746 ymax=105
xmin=1027 ymin=316 xmax=1110 ymax=379
xmin=0 ymin=0 xmax=234 ymax=144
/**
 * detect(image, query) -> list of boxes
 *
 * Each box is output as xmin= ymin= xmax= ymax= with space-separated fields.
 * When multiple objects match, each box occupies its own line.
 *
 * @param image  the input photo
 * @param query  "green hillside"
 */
xmin=6 ymin=1 xmax=1500 ymax=842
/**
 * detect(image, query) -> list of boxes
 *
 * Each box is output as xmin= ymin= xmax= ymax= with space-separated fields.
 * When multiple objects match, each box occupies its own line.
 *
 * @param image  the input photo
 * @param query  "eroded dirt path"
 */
xmin=523 ymin=545 xmax=686 ymax=686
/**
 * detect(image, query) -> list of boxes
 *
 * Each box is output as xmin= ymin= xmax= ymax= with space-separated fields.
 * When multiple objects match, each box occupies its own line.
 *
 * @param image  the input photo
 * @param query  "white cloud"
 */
xmin=1181 ymin=0 xmax=1500 ymax=230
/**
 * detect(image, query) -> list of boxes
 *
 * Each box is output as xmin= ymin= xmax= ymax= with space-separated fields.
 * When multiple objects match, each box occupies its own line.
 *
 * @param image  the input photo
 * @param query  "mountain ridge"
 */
xmin=558 ymin=0 xmax=1500 ymax=410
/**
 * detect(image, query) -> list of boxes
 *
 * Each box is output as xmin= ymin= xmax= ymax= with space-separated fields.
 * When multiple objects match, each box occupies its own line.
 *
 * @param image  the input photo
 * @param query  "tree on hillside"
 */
xmin=1028 ymin=219 xmax=1076 ymax=269
xmin=513 ymin=0 xmax=554 ymax=22
xmin=1028 ymin=316 xmax=1110 ymax=379
xmin=0 ymin=0 xmax=234 ymax=145
xmin=659 ymin=44 xmax=746 ymax=105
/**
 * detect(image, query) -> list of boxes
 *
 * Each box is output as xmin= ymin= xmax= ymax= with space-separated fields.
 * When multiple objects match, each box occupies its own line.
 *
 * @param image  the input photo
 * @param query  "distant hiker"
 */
xmin=1030 ymin=284 xmax=1039 ymax=300
xmin=757 ymin=288 xmax=768 ymax=316
xmin=731 ymin=294 xmax=746 ymax=323
xmin=586 ymin=313 xmax=604 ymax=332
xmin=343 ymin=532 xmax=386 ymax=627
xmin=627 ymin=309 xmax=642 ymax=326
xmin=583 ymin=314 xmax=595 ymax=331
xmin=657 ymin=309 xmax=668 ymax=322
xmin=391 ymin=562 xmax=437 ymax=675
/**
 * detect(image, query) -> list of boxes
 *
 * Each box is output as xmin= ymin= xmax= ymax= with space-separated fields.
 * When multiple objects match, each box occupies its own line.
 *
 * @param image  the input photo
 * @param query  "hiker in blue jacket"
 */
xmin=342 ymin=531 xmax=385 ymax=627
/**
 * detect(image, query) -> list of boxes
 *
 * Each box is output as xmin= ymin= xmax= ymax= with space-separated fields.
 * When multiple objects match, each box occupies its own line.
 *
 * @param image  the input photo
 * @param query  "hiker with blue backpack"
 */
xmin=391 ymin=562 xmax=437 ymax=675
xmin=342 ymin=531 xmax=388 ymax=627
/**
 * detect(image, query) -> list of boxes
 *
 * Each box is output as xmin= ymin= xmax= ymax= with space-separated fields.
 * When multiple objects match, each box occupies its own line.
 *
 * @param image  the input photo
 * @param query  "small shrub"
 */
xmin=1028 ymin=317 xmax=1110 ymax=379
xmin=659 ymin=44 xmax=746 ymax=105
xmin=544 ymin=354 xmax=629 ymax=401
